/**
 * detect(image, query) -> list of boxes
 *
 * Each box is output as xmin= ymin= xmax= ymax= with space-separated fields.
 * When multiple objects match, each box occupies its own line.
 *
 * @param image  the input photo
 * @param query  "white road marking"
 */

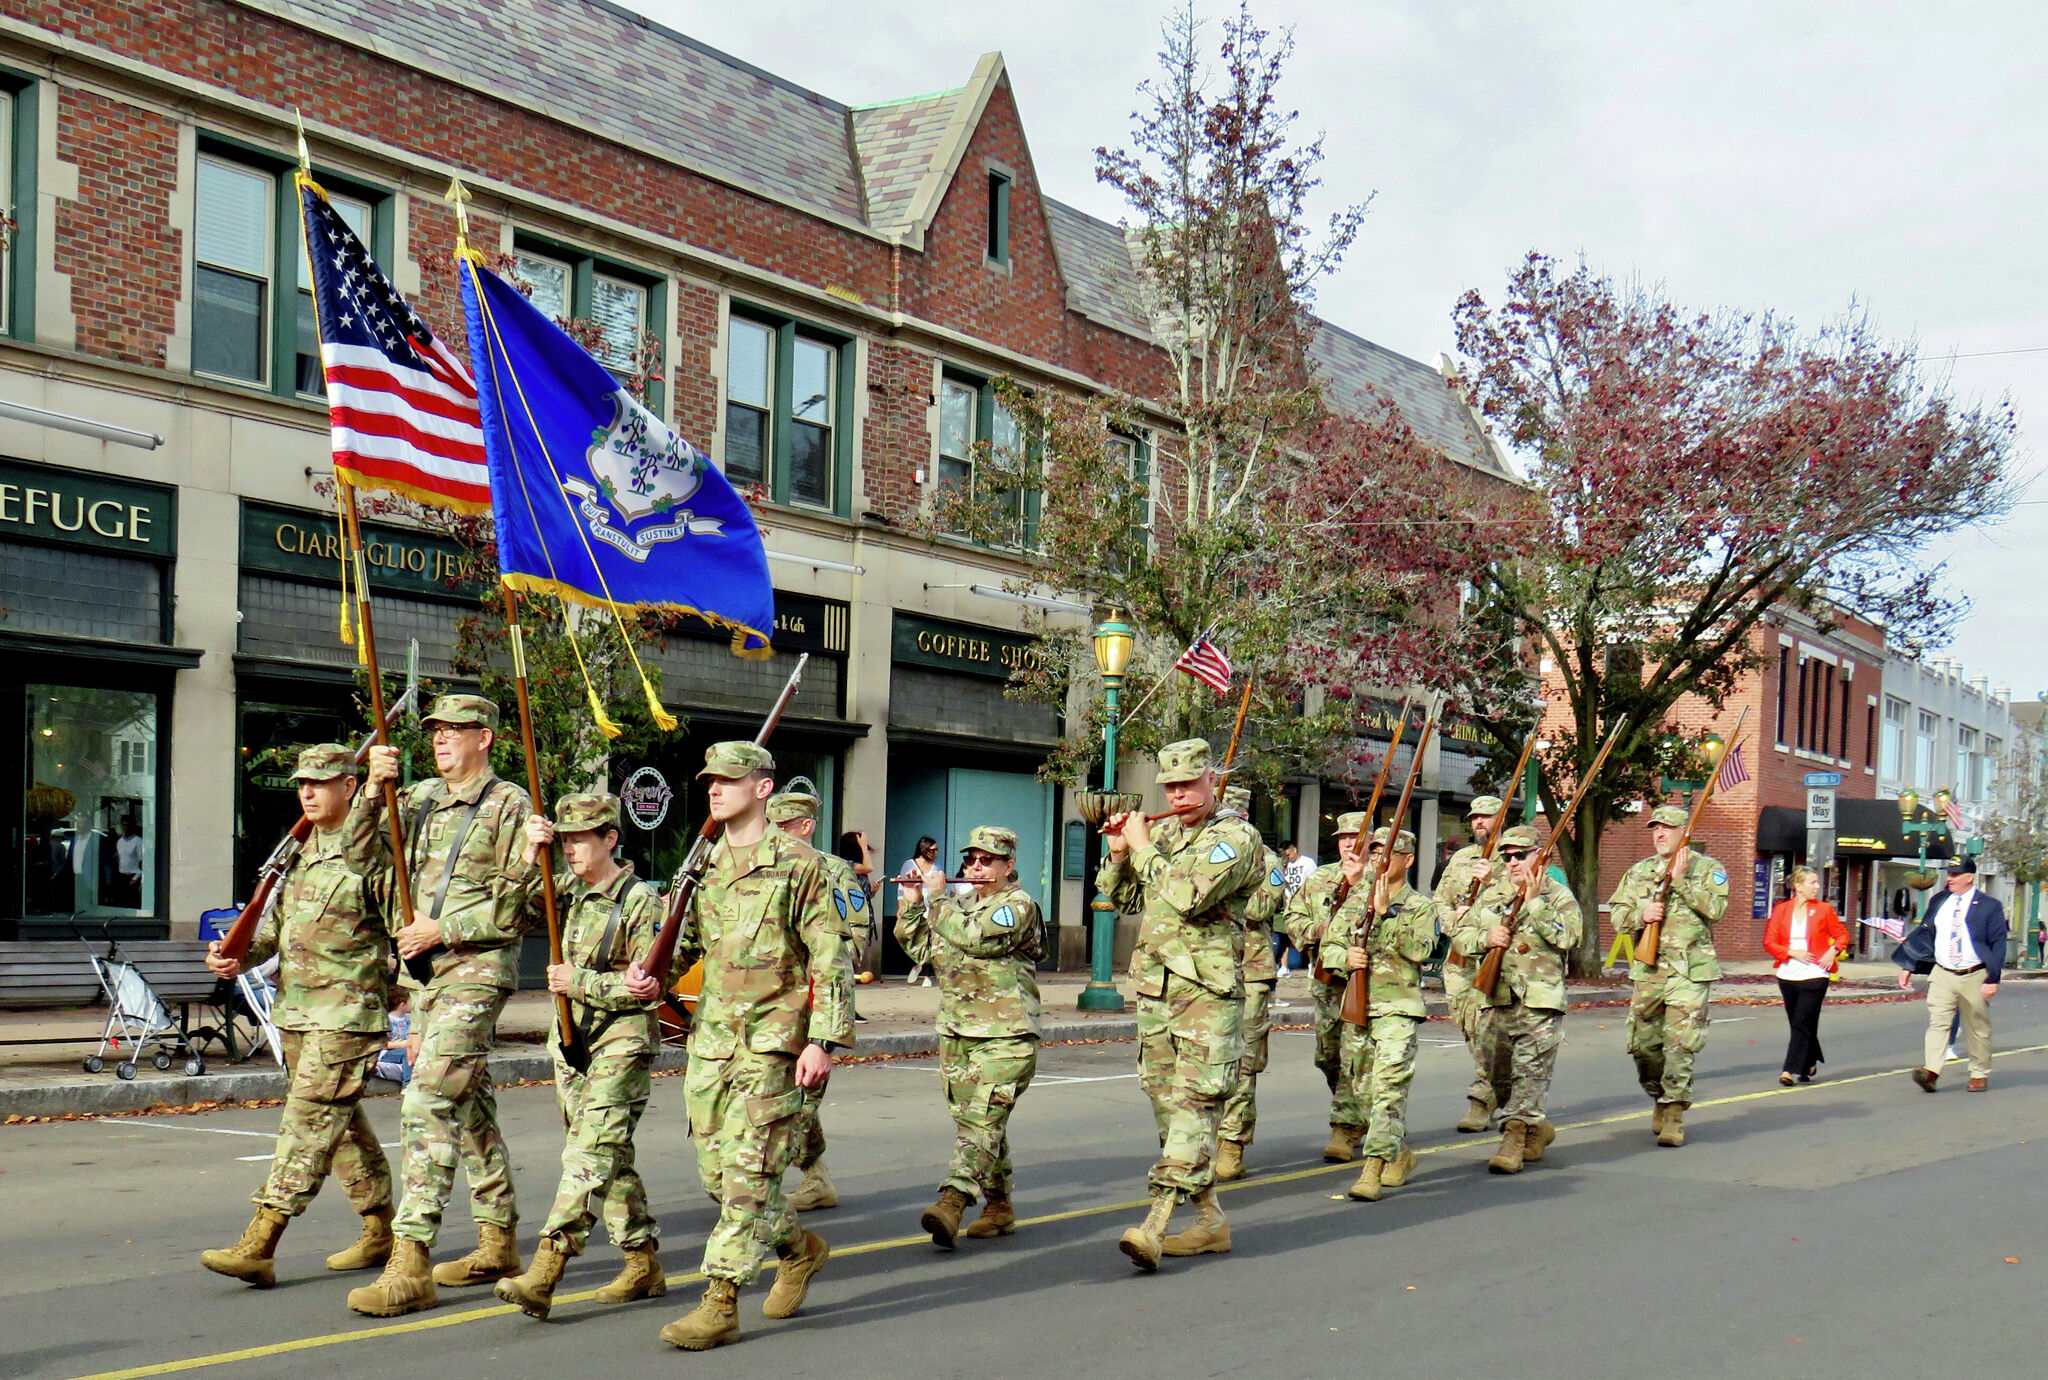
xmin=127 ymin=1124 xmax=277 ymax=1139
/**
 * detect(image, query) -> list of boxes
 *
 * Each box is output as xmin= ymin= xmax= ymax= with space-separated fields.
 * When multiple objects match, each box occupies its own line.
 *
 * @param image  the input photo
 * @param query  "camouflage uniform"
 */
xmin=532 ymin=795 xmax=666 ymax=1257
xmin=896 ymin=826 xmax=1044 ymax=1203
xmin=1097 ymin=743 xmax=1265 ymax=1201
xmin=1218 ymin=804 xmax=1283 ymax=1151
xmin=371 ymin=696 xmax=537 ymax=1248
xmin=1434 ymin=795 xmax=1506 ymax=1117
xmin=1280 ymin=812 xmax=1367 ymax=1131
xmin=247 ymin=746 xmax=393 ymax=1220
xmin=1456 ymin=828 xmax=1582 ymax=1129
xmin=1318 ymin=830 xmax=1439 ymax=1165
xmin=1608 ymin=806 xmax=1728 ymax=1110
xmin=676 ymin=746 xmax=853 ymax=1287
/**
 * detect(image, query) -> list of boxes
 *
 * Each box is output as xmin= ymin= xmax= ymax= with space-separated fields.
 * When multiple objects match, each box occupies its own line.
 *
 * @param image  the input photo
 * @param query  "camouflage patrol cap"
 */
xmin=1497 ymin=824 xmax=1541 ymax=850
xmin=422 ymin=693 xmax=499 ymax=731
xmin=554 ymin=792 xmax=620 ymax=833
xmin=961 ymin=826 xmax=1018 ymax=859
xmin=1369 ymin=826 xmax=1418 ymax=854
xmin=1468 ymin=795 xmax=1506 ymax=817
xmin=1221 ymin=784 xmax=1252 ymax=814
xmin=1646 ymin=804 xmax=1688 ymax=828
xmin=698 ymin=740 xmax=775 ymax=779
xmin=1155 ymin=738 xmax=1214 ymax=784
xmin=290 ymin=743 xmax=357 ymax=782
xmin=766 ymin=792 xmax=821 ymax=823
xmin=1334 ymin=811 xmax=1367 ymax=836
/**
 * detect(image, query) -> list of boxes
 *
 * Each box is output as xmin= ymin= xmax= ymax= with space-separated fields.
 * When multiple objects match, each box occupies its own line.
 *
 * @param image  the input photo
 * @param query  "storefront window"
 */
xmin=22 ymin=684 xmax=159 ymax=917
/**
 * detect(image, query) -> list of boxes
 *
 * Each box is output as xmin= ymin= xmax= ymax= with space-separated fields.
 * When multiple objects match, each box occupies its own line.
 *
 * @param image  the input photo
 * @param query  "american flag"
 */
xmin=1859 ymin=914 xmax=1908 ymax=942
xmin=1941 ymin=794 xmax=1967 ymax=835
xmin=1714 ymin=743 xmax=1749 ymax=793
xmin=1173 ymin=635 xmax=1233 ymax=695
xmin=300 ymin=180 xmax=490 ymax=511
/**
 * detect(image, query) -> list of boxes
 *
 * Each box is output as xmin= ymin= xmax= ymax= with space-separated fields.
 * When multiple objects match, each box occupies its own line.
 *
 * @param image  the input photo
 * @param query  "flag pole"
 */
xmin=501 ymin=588 xmax=590 ymax=1071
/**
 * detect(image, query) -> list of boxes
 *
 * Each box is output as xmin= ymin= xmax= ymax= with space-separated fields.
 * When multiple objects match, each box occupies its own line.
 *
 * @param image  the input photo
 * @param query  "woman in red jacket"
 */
xmin=1763 ymin=867 xmax=1850 ymax=1084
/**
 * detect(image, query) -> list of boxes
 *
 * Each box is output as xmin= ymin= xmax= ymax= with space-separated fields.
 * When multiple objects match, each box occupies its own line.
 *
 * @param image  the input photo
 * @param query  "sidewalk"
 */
xmin=4 ymin=961 xmax=2036 ymax=1121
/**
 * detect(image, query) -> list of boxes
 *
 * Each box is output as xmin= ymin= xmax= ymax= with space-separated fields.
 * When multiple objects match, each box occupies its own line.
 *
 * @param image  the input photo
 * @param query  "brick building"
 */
xmin=0 ymin=0 xmax=1511 ymax=958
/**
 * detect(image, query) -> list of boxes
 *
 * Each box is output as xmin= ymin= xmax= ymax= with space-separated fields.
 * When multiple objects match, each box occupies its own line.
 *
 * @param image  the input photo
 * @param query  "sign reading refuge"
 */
xmin=240 ymin=500 xmax=484 ymax=602
xmin=892 ymin=611 xmax=1046 ymax=681
xmin=0 ymin=455 xmax=176 ymax=559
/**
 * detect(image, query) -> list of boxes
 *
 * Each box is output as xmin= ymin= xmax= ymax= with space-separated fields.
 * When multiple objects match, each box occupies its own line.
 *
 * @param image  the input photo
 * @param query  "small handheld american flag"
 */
xmin=1715 ymin=743 xmax=1749 ymax=793
xmin=1173 ymin=635 xmax=1233 ymax=695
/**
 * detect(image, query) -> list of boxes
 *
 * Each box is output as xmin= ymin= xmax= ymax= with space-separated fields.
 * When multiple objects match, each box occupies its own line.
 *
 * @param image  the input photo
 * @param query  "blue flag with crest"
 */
xmin=458 ymin=254 xmax=773 ymax=656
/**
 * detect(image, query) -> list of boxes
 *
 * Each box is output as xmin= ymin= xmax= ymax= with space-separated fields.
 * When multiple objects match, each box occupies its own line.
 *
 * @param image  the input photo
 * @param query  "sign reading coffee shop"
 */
xmin=240 ymin=500 xmax=484 ymax=603
xmin=893 ymin=611 xmax=1047 ymax=682
xmin=0 ymin=455 xmax=176 ymax=559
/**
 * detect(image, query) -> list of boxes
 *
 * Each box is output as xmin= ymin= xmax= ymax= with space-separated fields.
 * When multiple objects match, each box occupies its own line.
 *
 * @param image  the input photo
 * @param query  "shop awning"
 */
xmin=2 ymin=629 xmax=202 ymax=669
xmin=1756 ymin=801 xmax=1954 ymax=861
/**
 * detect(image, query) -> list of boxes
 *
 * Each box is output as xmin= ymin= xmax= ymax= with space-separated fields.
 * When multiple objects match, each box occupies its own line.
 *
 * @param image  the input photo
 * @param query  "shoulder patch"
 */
xmin=1269 ymin=868 xmax=1285 ymax=887
xmin=1208 ymin=841 xmax=1239 ymax=864
xmin=991 ymin=904 xmax=1016 ymax=929
xmin=1710 ymin=869 xmax=1727 ymax=886
xmin=832 ymin=890 xmax=848 ymax=920
xmin=848 ymin=887 xmax=867 ymax=912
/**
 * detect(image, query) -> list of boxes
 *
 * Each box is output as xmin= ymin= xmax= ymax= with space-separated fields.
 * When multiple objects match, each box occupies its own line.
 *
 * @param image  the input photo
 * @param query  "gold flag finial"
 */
xmin=444 ymin=177 xmax=473 ymax=249
xmin=293 ymin=107 xmax=310 ymax=174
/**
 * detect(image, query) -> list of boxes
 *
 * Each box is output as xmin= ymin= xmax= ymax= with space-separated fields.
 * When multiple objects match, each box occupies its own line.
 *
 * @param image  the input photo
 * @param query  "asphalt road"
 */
xmin=5 ymin=981 xmax=2045 ymax=1380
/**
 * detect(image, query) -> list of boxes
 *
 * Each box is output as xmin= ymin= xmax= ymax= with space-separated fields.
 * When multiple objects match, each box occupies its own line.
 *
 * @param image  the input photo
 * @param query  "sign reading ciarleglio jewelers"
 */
xmin=0 ymin=455 xmax=176 ymax=559
xmin=241 ymin=499 xmax=485 ymax=603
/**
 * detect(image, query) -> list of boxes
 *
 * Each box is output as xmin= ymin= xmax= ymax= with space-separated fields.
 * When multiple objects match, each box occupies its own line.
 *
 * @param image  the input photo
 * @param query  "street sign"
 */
xmin=1804 ymin=771 xmax=1844 ymax=788
xmin=1806 ymin=788 xmax=1837 ymax=830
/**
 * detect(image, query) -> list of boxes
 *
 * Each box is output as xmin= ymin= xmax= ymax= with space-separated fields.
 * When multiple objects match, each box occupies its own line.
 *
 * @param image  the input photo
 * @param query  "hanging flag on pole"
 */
xmin=1941 ymin=794 xmax=1968 ymax=836
xmin=1173 ymin=634 xmax=1234 ymax=695
xmin=1715 ymin=743 xmax=1750 ymax=793
xmin=457 ymin=251 xmax=774 ymax=657
xmin=299 ymin=181 xmax=490 ymax=512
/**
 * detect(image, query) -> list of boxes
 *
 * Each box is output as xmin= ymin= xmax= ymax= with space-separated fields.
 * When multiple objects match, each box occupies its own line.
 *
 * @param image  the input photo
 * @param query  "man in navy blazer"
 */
xmin=1894 ymin=856 xmax=2007 ymax=1091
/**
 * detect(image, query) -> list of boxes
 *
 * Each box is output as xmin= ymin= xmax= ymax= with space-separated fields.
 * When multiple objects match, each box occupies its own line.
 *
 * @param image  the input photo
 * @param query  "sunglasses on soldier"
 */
xmin=1500 ymin=848 xmax=1535 ymax=861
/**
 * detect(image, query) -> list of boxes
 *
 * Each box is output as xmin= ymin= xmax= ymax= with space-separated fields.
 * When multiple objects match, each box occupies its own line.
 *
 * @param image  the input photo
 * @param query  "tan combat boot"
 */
xmin=1649 ymin=1101 xmax=1668 ymax=1138
xmin=325 ymin=1206 xmax=393 ymax=1272
xmin=1457 ymin=1096 xmax=1495 ymax=1133
xmin=1322 ymin=1124 xmax=1364 ymax=1163
xmin=432 ymin=1222 xmax=520 ymax=1287
xmin=1488 ymin=1118 xmax=1529 ymax=1175
xmin=494 ymin=1237 xmax=569 ymax=1320
xmin=1657 ymin=1103 xmax=1688 ymax=1148
xmin=761 ymin=1228 xmax=829 ymax=1319
xmin=1521 ymin=1120 xmax=1557 ymax=1163
xmin=787 ymin=1160 xmax=838 ymax=1212
xmin=1381 ymin=1145 xmax=1418 ymax=1188
xmin=1118 ymin=1193 xmax=1176 ymax=1272
xmin=200 ymin=1206 xmax=289 ymax=1287
xmin=963 ymin=1196 xmax=1017 ymax=1239
xmin=1160 ymin=1189 xmax=1231 ymax=1256
xmin=920 ymin=1187 xmax=970 ymax=1250
xmin=659 ymin=1279 xmax=740 ymax=1351
xmin=346 ymin=1238 xmax=438 ymax=1316
xmin=1215 ymin=1139 xmax=1247 ymax=1182
xmin=1347 ymin=1157 xmax=1386 ymax=1202
xmin=595 ymin=1242 xmax=666 ymax=1302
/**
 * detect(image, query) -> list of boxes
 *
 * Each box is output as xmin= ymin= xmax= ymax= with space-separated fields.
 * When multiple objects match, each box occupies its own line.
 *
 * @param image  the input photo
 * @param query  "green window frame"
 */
xmin=509 ymin=233 xmax=666 ymax=411
xmin=191 ymin=132 xmax=393 ymax=401
xmin=722 ymin=303 xmax=854 ymax=514
xmin=0 ymin=68 xmax=39 ymax=341
xmin=938 ymin=366 xmax=1040 ymax=550
xmin=985 ymin=168 xmax=1012 ymax=268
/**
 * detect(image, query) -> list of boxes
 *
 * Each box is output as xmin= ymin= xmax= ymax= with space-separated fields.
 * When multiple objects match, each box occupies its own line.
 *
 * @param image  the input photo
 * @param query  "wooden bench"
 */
xmin=0 ymin=940 xmax=268 ymax=1066
xmin=0 ymin=943 xmax=104 ymax=1021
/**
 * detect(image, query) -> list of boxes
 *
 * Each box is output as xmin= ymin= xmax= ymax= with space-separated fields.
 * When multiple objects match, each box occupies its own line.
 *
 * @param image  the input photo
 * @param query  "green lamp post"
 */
xmin=1079 ymin=617 xmax=1133 ymax=1013
xmin=1896 ymin=788 xmax=1952 ymax=885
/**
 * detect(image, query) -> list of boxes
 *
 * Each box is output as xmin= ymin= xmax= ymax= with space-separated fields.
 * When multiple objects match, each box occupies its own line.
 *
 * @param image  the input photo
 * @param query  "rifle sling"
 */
xmin=571 ymin=879 xmax=651 ymax=1052
xmin=403 ymin=782 xmax=506 ymax=975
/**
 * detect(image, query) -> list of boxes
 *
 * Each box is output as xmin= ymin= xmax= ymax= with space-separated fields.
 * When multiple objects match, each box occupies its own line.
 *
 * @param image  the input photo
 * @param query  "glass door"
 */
xmin=23 ymin=684 xmax=162 ymax=919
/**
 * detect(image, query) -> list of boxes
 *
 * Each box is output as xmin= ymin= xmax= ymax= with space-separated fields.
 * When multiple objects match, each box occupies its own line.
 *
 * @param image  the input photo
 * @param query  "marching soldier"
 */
xmin=635 ymin=742 xmax=852 ymax=1351
xmin=766 ymin=791 xmax=868 ymax=1215
xmin=495 ymin=793 xmax=667 ymax=1320
xmin=1098 ymin=740 xmax=1266 ymax=1271
xmin=1434 ymin=795 xmax=1507 ymax=1134
xmin=1608 ymin=804 xmax=1729 ymax=1148
xmin=1281 ymin=811 xmax=1368 ymax=1162
xmin=1215 ymin=784 xmax=1283 ymax=1182
xmin=349 ymin=695 xmax=536 ymax=1317
xmin=1455 ymin=825 xmax=1582 ymax=1174
xmin=1319 ymin=827 xmax=1438 ymax=1202
xmin=199 ymin=744 xmax=393 ymax=1287
xmin=895 ymin=826 xmax=1044 ymax=1247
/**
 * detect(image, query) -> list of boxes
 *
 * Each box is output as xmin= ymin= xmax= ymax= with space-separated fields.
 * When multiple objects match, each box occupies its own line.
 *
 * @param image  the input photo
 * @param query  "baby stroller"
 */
xmin=83 ymin=936 xmax=206 ymax=1080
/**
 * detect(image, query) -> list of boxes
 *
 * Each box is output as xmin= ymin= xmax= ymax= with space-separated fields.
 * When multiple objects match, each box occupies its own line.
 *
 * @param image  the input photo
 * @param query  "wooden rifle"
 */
xmin=635 ymin=655 xmax=811 ymax=1006
xmin=1456 ymin=729 xmax=1543 ymax=915
xmin=1311 ymin=695 xmax=1412 ymax=984
xmin=1637 ymin=704 xmax=1750 ymax=968
xmin=1473 ymin=721 xmax=1624 ymax=997
xmin=214 ymin=686 xmax=419 ymax=966
xmin=1339 ymin=698 xmax=1438 ymax=1027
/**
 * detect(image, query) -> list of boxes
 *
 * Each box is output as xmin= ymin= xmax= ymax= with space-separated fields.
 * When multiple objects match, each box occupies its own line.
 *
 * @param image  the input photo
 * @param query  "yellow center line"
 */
xmin=68 ymin=1041 xmax=2048 ymax=1380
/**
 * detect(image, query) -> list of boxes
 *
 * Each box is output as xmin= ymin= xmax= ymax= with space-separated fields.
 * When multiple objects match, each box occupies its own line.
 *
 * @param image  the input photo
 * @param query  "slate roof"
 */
xmin=852 ymin=91 xmax=968 ymax=239
xmin=1042 ymin=198 xmax=1151 ymax=338
xmin=1308 ymin=321 xmax=1511 ymax=478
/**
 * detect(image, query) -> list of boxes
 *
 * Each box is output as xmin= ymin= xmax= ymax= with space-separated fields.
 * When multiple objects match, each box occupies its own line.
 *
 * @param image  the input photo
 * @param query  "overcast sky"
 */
xmin=630 ymin=0 xmax=2047 ymax=697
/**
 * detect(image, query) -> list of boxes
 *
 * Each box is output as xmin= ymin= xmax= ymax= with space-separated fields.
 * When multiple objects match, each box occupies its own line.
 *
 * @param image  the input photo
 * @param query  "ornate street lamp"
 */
xmin=1659 ymin=734 xmax=1724 ymax=805
xmin=1897 ymin=788 xmax=1950 ymax=889
xmin=1079 ymin=618 xmax=1134 ymax=1012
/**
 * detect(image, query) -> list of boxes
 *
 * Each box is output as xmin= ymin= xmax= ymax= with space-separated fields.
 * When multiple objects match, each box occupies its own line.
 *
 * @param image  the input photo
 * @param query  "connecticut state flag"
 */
xmin=458 ymin=255 xmax=773 ymax=656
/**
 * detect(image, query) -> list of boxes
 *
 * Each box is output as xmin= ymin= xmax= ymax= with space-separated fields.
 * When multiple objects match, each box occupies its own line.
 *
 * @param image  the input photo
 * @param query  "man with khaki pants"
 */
xmin=1897 ymin=855 xmax=2007 ymax=1093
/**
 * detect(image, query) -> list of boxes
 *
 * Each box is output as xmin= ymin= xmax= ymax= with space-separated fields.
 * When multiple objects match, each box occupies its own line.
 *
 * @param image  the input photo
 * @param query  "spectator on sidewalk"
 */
xmin=377 ymin=994 xmax=414 ymax=1088
xmin=898 ymin=837 xmax=950 ymax=986
xmin=1895 ymin=856 xmax=2006 ymax=1092
xmin=1763 ymin=867 xmax=1847 ymax=1085
xmin=1274 ymin=842 xmax=1316 ymax=977
xmin=836 ymin=830 xmax=880 ymax=987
